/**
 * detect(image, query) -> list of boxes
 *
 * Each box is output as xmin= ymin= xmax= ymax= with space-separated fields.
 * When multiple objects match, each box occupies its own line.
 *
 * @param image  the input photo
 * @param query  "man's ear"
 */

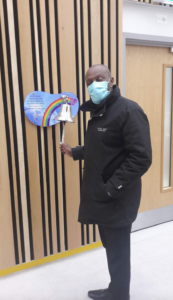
xmin=109 ymin=77 xmax=114 ymax=90
xmin=110 ymin=77 xmax=114 ymax=85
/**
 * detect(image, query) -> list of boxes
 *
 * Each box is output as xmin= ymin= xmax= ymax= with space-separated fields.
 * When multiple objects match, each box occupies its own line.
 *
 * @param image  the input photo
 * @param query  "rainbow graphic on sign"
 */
xmin=42 ymin=97 xmax=70 ymax=127
xmin=24 ymin=91 xmax=79 ymax=127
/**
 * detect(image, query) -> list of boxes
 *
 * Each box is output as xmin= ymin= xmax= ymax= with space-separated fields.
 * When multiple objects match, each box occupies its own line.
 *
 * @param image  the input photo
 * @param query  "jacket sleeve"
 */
xmin=71 ymin=146 xmax=85 ymax=161
xmin=106 ymin=104 xmax=152 ymax=199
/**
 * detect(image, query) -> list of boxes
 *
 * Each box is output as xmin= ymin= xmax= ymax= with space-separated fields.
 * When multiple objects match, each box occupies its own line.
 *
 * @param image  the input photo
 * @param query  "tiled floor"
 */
xmin=0 ymin=221 xmax=173 ymax=300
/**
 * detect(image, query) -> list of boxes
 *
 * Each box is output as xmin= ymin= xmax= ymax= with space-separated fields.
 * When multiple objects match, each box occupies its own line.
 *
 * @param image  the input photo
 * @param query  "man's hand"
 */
xmin=59 ymin=143 xmax=72 ymax=157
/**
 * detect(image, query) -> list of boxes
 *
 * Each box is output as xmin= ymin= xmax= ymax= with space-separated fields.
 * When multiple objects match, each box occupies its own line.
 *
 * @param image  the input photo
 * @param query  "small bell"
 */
xmin=54 ymin=95 xmax=74 ymax=143
xmin=54 ymin=95 xmax=74 ymax=123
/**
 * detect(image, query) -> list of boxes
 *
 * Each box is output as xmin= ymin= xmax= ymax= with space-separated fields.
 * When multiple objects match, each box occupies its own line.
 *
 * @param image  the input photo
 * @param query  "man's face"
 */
xmin=85 ymin=65 xmax=114 ymax=91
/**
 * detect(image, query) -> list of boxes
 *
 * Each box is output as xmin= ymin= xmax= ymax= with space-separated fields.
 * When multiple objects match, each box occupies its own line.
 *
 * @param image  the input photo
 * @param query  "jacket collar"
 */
xmin=79 ymin=85 xmax=121 ymax=117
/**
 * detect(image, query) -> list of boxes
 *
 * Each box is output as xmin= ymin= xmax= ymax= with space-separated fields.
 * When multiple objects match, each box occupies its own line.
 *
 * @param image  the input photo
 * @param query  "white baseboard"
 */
xmin=132 ymin=204 xmax=173 ymax=232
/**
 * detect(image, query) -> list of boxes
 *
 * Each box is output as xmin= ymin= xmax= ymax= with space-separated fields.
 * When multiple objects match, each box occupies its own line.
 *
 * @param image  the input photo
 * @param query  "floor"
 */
xmin=0 ymin=221 xmax=173 ymax=300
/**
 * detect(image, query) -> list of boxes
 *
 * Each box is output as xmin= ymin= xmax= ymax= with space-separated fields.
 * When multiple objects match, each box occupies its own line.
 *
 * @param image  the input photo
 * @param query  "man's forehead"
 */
xmin=86 ymin=65 xmax=109 ymax=78
xmin=86 ymin=70 xmax=106 ymax=78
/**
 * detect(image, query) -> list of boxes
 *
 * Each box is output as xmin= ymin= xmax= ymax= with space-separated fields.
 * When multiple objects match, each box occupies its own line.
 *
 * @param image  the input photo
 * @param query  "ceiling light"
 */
xmin=154 ymin=0 xmax=173 ymax=3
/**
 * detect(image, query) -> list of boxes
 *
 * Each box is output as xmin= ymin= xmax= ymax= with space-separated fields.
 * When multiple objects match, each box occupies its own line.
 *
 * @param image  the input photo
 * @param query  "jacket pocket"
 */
xmin=95 ymin=175 xmax=114 ymax=202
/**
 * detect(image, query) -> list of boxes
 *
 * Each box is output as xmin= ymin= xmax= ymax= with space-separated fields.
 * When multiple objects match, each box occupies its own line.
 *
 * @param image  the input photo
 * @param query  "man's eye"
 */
xmin=97 ymin=78 xmax=103 ymax=82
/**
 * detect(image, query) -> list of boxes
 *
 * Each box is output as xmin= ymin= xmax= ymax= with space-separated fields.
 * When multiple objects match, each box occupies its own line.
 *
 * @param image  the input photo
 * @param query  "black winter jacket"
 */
xmin=72 ymin=85 xmax=152 ymax=228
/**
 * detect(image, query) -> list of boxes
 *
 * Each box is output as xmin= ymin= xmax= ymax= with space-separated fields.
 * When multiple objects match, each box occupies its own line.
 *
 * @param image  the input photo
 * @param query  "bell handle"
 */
xmin=61 ymin=121 xmax=66 ymax=143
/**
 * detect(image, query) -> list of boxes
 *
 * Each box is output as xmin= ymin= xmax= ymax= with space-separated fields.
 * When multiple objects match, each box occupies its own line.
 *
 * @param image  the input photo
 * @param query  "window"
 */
xmin=161 ymin=65 xmax=173 ymax=192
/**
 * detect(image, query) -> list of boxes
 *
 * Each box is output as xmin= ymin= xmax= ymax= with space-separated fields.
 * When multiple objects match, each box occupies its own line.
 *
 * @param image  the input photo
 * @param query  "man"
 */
xmin=60 ymin=64 xmax=152 ymax=300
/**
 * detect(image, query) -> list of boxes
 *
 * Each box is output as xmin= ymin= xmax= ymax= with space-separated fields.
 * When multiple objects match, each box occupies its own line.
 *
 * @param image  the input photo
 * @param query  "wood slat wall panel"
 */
xmin=39 ymin=0 xmax=52 ymax=256
xmin=16 ymin=0 xmax=44 ymax=260
xmin=103 ymin=1 xmax=108 ymax=66
xmin=82 ymin=0 xmax=93 ymax=245
xmin=110 ymin=0 xmax=116 ymax=80
xmin=90 ymin=0 xmax=101 ymax=243
xmin=0 ymin=0 xmax=22 ymax=265
xmin=6 ymin=0 xmax=30 ymax=262
xmin=55 ymin=123 xmax=65 ymax=253
xmin=48 ymin=0 xmax=62 ymax=254
xmin=83 ymin=0 xmax=90 ymax=128
xmin=0 ymin=0 xmax=122 ymax=270
xmin=54 ymin=0 xmax=66 ymax=254
xmin=0 ymin=70 xmax=16 ymax=270
xmin=57 ymin=0 xmax=81 ymax=251
xmin=118 ymin=0 xmax=123 ymax=91
xmin=41 ymin=0 xmax=58 ymax=256
xmin=32 ymin=0 xmax=49 ymax=257
xmin=76 ymin=0 xmax=86 ymax=245
xmin=91 ymin=0 xmax=101 ymax=65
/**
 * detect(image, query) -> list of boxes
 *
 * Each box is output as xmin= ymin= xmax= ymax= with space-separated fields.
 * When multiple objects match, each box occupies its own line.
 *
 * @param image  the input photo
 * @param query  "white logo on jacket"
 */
xmin=97 ymin=128 xmax=107 ymax=132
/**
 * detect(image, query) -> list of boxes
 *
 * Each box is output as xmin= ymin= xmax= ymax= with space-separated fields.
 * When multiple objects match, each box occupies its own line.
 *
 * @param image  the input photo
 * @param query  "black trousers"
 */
xmin=98 ymin=224 xmax=132 ymax=300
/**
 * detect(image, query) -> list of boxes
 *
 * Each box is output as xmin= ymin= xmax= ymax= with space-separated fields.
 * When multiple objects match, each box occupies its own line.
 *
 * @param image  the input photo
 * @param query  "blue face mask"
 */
xmin=87 ymin=79 xmax=110 ymax=105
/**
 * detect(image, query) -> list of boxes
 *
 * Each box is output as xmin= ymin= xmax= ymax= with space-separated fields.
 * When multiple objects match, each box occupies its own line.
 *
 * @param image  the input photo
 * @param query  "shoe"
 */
xmin=88 ymin=289 xmax=113 ymax=300
xmin=88 ymin=289 xmax=130 ymax=300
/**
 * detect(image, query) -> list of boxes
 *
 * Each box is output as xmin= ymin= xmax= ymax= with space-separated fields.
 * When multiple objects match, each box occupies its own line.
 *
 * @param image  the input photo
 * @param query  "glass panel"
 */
xmin=163 ymin=67 xmax=173 ymax=188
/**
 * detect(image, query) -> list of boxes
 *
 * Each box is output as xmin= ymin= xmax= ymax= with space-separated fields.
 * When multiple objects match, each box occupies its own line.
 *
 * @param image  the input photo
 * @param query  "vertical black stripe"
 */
xmin=93 ymin=224 xmax=96 ymax=242
xmin=45 ymin=0 xmax=53 ymax=94
xmin=54 ymin=0 xmax=61 ymax=93
xmin=36 ymin=0 xmax=44 ymax=91
xmin=100 ymin=0 xmax=104 ymax=65
xmin=108 ymin=0 xmax=111 ymax=70
xmin=60 ymin=124 xmax=68 ymax=251
xmin=2 ymin=0 xmax=26 ymax=263
xmin=36 ymin=0 xmax=49 ymax=256
xmin=45 ymin=0 xmax=56 ymax=255
xmin=43 ymin=128 xmax=53 ymax=254
xmin=87 ymin=0 xmax=95 ymax=243
xmin=29 ymin=0 xmax=48 ymax=257
xmin=45 ymin=0 xmax=61 ymax=252
xmin=37 ymin=130 xmax=48 ymax=256
xmin=0 ymin=20 xmax=19 ymax=265
xmin=79 ymin=0 xmax=90 ymax=244
xmin=86 ymin=224 xmax=89 ymax=244
xmin=88 ymin=0 xmax=92 ymax=67
xmin=29 ymin=0 xmax=38 ymax=90
xmin=37 ymin=131 xmax=48 ymax=256
xmin=74 ymin=0 xmax=85 ymax=246
xmin=13 ymin=0 xmax=34 ymax=261
xmin=36 ymin=0 xmax=53 ymax=255
xmin=50 ymin=0 xmax=60 ymax=254
xmin=52 ymin=127 xmax=61 ymax=252
xmin=116 ymin=0 xmax=119 ymax=86
xmin=80 ymin=0 xmax=87 ymax=134
xmin=81 ymin=224 xmax=85 ymax=246
xmin=54 ymin=0 xmax=68 ymax=251
xmin=80 ymin=0 xmax=88 ymax=245
xmin=73 ymin=0 xmax=81 ymax=147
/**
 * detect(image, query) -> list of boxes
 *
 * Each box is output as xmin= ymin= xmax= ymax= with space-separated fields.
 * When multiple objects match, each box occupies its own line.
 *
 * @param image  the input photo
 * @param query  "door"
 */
xmin=126 ymin=45 xmax=173 ymax=223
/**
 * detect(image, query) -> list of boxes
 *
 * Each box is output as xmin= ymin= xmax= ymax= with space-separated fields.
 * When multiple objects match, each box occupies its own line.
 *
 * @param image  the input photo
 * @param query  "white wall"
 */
xmin=123 ymin=0 xmax=173 ymax=37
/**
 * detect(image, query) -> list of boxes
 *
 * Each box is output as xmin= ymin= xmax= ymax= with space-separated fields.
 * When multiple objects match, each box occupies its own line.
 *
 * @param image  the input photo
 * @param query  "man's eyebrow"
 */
xmin=95 ymin=73 xmax=105 ymax=77
xmin=87 ymin=73 xmax=105 ymax=80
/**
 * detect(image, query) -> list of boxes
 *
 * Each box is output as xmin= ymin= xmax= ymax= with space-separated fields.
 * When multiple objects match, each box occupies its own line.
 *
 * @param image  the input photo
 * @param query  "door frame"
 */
xmin=122 ymin=32 xmax=173 ymax=231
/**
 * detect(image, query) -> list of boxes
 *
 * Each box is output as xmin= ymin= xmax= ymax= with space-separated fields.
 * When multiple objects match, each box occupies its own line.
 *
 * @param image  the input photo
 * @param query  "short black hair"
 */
xmin=91 ymin=64 xmax=111 ymax=77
